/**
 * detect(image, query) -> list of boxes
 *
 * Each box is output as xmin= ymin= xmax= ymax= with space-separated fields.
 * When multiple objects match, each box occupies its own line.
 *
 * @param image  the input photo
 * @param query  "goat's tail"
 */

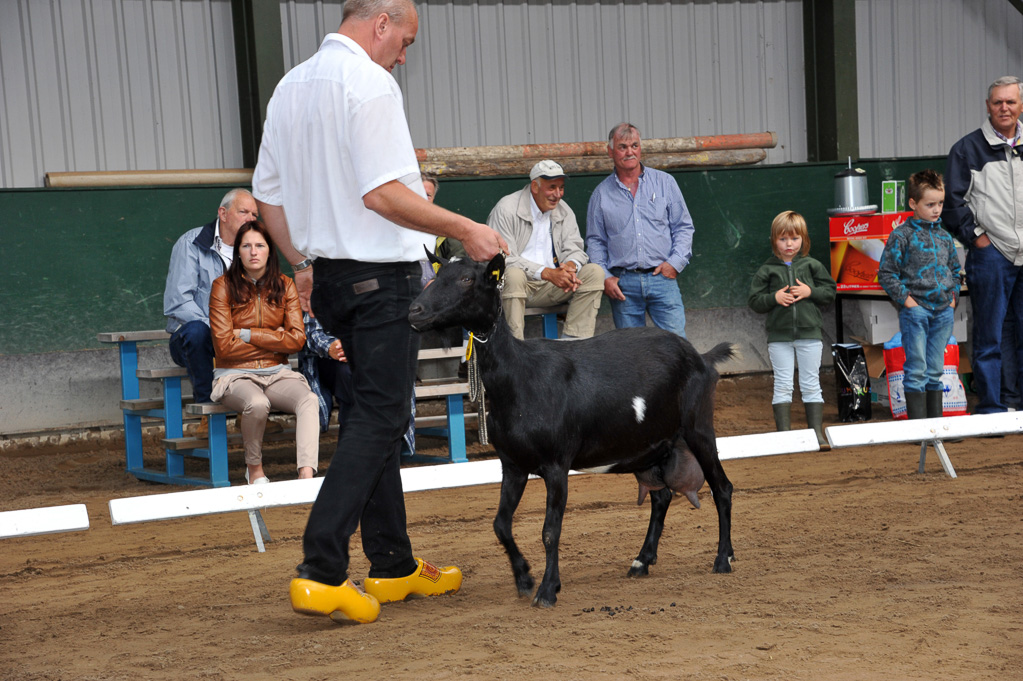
xmin=702 ymin=342 xmax=735 ymax=368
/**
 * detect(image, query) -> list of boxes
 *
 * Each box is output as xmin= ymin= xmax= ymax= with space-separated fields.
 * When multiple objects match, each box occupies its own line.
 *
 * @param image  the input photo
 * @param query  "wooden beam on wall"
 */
xmin=231 ymin=0 xmax=285 ymax=167
xmin=803 ymin=0 xmax=859 ymax=162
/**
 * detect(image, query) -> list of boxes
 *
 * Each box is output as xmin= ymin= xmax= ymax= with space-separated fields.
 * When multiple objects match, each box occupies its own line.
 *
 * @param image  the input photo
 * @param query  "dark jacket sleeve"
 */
xmin=748 ymin=264 xmax=778 ymax=314
xmin=942 ymin=141 xmax=977 ymax=246
xmin=877 ymin=232 xmax=908 ymax=306
xmin=807 ymin=257 xmax=836 ymax=306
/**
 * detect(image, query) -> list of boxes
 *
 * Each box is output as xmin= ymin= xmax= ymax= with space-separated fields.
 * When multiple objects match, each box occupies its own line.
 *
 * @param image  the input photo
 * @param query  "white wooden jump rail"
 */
xmin=13 ymin=414 xmax=1022 ymax=545
xmin=0 ymin=504 xmax=90 ymax=539
xmin=108 ymin=429 xmax=823 ymax=551
xmin=825 ymin=411 xmax=1023 ymax=479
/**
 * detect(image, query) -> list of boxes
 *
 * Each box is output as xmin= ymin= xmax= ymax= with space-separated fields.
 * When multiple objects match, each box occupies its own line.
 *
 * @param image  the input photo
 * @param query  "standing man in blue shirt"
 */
xmin=585 ymin=123 xmax=694 ymax=337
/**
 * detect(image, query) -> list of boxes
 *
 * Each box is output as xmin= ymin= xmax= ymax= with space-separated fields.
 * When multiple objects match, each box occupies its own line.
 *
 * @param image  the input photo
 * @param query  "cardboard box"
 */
xmin=881 ymin=180 xmax=906 ymax=213
xmin=851 ymin=297 xmax=970 ymax=345
xmin=829 ymin=212 xmax=912 ymax=291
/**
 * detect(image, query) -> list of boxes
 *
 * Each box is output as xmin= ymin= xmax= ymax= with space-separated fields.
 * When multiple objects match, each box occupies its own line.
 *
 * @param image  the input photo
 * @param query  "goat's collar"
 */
xmin=466 ymin=325 xmax=498 ymax=360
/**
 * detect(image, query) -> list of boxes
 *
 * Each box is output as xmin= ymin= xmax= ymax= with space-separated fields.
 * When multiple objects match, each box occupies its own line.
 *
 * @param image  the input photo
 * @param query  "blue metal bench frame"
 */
xmin=98 ymin=331 xmax=222 ymax=487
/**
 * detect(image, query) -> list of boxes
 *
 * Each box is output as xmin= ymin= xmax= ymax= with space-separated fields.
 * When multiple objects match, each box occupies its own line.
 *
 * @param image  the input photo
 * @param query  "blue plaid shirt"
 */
xmin=585 ymin=165 xmax=694 ymax=277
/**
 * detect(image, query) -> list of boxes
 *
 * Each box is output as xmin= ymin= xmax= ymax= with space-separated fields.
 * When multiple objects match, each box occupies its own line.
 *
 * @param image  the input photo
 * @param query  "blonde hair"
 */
xmin=770 ymin=210 xmax=810 ymax=257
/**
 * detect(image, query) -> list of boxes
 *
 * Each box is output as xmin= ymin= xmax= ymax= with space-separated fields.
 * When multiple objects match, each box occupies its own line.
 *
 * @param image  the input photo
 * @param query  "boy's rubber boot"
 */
xmin=925 ymin=390 xmax=944 ymax=418
xmin=772 ymin=403 xmax=791 ymax=432
xmin=804 ymin=402 xmax=828 ymax=447
xmin=905 ymin=391 xmax=928 ymax=420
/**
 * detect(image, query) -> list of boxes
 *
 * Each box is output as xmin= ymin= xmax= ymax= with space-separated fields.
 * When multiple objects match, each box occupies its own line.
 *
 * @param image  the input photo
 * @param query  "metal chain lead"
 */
xmin=467 ymin=348 xmax=488 ymax=446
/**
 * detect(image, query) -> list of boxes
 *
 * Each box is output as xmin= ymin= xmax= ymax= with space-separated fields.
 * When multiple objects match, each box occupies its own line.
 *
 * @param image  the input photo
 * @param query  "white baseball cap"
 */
xmin=529 ymin=160 xmax=566 ymax=181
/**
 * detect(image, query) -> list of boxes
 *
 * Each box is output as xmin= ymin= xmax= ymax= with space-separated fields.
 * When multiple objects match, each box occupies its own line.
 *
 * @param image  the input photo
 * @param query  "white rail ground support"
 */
xmin=0 ymin=504 xmax=90 ymax=539
xmin=825 ymin=411 xmax=1023 ymax=479
xmin=108 ymin=430 xmax=821 ymax=551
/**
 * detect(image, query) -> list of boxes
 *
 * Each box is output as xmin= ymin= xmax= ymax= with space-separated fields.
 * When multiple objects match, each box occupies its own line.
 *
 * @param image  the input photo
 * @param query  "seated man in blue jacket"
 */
xmin=163 ymin=188 xmax=258 ymax=406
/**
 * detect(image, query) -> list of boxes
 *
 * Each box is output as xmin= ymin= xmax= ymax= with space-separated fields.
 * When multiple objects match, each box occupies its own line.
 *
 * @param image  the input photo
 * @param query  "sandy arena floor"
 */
xmin=1 ymin=371 xmax=1021 ymax=680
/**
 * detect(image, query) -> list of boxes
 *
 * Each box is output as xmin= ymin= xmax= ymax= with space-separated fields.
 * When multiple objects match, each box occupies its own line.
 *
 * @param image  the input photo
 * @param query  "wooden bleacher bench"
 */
xmin=172 ymin=376 xmax=474 ymax=487
xmin=524 ymin=304 xmax=568 ymax=339
xmin=101 ymin=329 xmax=478 ymax=488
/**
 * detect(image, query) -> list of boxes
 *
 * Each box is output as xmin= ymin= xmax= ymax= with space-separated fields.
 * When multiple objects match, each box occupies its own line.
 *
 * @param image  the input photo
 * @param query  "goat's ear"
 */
xmin=486 ymin=252 xmax=505 ymax=283
xmin=425 ymin=246 xmax=446 ymax=268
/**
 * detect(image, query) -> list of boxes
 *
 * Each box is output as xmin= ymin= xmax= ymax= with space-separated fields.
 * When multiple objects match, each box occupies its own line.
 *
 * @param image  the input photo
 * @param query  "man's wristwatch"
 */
xmin=292 ymin=258 xmax=313 ymax=272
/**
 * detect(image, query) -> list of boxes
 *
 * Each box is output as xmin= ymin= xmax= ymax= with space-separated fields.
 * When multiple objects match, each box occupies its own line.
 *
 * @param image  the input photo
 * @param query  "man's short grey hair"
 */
xmin=987 ymin=76 xmax=1023 ymax=101
xmin=342 ymin=0 xmax=416 ymax=24
xmin=421 ymin=173 xmax=439 ymax=193
xmin=608 ymin=122 xmax=640 ymax=146
xmin=219 ymin=188 xmax=252 ymax=211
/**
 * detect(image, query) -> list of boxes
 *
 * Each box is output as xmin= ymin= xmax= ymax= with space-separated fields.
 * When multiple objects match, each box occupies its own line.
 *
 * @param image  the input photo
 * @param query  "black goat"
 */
xmin=409 ymin=253 xmax=735 ymax=607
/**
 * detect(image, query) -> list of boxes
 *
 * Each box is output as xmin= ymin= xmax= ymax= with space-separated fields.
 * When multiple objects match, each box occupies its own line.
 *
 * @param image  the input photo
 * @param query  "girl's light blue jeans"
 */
xmin=769 ymin=339 xmax=824 ymax=404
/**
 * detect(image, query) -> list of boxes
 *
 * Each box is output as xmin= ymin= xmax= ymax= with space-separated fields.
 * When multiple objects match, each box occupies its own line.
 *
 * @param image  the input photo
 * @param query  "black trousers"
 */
xmin=300 ymin=259 xmax=422 ymax=585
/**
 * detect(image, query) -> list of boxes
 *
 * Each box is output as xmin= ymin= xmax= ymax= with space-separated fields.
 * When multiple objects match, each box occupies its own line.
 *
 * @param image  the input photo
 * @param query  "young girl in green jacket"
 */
xmin=748 ymin=211 xmax=837 ymax=444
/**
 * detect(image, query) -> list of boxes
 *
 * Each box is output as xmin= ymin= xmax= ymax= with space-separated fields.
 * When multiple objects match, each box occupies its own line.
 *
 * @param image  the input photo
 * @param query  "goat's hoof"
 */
xmin=712 ymin=553 xmax=734 ymax=574
xmin=626 ymin=559 xmax=650 ymax=578
xmin=531 ymin=594 xmax=557 ymax=608
xmin=515 ymin=575 xmax=535 ymax=596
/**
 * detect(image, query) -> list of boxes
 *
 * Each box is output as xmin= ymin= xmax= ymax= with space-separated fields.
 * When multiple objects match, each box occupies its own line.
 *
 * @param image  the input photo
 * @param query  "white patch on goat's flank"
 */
xmin=576 ymin=465 xmax=614 ymax=474
xmin=632 ymin=396 xmax=646 ymax=423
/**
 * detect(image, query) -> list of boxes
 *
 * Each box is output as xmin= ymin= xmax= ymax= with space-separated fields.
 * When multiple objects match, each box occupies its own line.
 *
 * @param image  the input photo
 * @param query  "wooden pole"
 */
xmin=421 ymin=148 xmax=768 ymax=177
xmin=415 ymin=132 xmax=777 ymax=163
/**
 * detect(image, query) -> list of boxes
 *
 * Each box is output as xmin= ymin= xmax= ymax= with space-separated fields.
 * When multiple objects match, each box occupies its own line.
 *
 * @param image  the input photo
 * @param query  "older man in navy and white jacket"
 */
xmin=943 ymin=76 xmax=1023 ymax=414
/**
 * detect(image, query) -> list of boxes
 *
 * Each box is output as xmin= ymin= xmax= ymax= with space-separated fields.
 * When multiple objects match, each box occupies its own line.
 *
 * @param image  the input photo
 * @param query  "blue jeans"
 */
xmin=1001 ymin=307 xmax=1021 ymax=409
xmin=610 ymin=269 xmax=686 ymax=337
xmin=965 ymin=244 xmax=1023 ymax=413
xmin=168 ymin=320 xmax=215 ymax=403
xmin=898 ymin=305 xmax=954 ymax=393
xmin=300 ymin=259 xmax=422 ymax=585
xmin=768 ymin=339 xmax=824 ymax=404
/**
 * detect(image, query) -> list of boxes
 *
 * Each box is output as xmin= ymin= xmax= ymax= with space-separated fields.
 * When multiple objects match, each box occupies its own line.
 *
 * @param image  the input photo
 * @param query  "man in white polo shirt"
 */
xmin=252 ymin=0 xmax=506 ymax=625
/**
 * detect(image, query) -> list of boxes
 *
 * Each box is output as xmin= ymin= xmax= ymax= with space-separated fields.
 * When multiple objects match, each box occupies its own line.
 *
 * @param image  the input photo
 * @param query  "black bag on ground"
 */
xmin=832 ymin=343 xmax=872 ymax=422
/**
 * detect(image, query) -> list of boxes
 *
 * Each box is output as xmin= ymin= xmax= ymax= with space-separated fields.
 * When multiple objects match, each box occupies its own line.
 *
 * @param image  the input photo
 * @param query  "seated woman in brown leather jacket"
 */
xmin=209 ymin=221 xmax=318 ymax=484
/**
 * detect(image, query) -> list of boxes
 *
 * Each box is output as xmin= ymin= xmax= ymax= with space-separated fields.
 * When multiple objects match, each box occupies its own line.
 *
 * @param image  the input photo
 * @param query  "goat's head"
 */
xmin=409 ymin=251 xmax=505 ymax=334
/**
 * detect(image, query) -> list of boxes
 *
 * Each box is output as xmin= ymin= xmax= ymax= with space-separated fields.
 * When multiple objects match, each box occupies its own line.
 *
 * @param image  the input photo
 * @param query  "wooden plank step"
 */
xmin=120 ymin=396 xmax=193 ymax=411
xmin=97 ymin=330 xmax=171 ymax=343
xmin=415 ymin=413 xmax=478 ymax=429
xmin=162 ymin=427 xmax=303 ymax=451
xmin=415 ymin=382 xmax=470 ymax=398
xmin=138 ymin=366 xmax=188 ymax=379
xmin=524 ymin=305 xmax=568 ymax=315
xmin=417 ymin=345 xmax=466 ymax=361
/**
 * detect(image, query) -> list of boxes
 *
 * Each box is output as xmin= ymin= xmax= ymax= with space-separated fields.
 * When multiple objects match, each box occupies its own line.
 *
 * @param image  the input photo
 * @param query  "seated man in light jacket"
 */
xmin=486 ymin=160 xmax=604 ymax=339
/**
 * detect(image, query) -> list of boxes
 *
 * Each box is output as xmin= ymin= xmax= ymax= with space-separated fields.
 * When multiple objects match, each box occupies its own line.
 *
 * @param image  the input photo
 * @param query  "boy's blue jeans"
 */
xmin=898 ymin=305 xmax=954 ymax=393
xmin=609 ymin=269 xmax=686 ymax=337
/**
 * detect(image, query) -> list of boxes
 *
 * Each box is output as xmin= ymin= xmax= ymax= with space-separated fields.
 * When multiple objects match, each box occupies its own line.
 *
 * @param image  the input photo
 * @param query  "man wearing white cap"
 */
xmin=486 ymin=160 xmax=605 ymax=339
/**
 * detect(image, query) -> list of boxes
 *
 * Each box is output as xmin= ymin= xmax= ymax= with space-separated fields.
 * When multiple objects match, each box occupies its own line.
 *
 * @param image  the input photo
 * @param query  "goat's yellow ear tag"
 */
xmin=491 ymin=269 xmax=502 ymax=281
xmin=466 ymin=333 xmax=474 ymax=361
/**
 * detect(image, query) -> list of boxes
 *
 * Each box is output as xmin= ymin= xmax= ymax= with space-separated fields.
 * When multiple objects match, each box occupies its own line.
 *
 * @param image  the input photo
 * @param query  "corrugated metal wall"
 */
xmin=280 ymin=0 xmax=806 ymax=165
xmin=0 ymin=0 xmax=241 ymax=188
xmin=856 ymin=0 xmax=1023 ymax=158
xmin=3 ymin=1 xmax=1021 ymax=188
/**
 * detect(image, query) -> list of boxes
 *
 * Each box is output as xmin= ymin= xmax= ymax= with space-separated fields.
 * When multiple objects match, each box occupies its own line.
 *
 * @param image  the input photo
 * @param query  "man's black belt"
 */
xmin=612 ymin=267 xmax=656 ymax=274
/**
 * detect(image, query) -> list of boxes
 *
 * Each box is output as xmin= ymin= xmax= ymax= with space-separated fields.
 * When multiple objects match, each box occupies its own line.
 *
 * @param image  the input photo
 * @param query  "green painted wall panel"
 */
xmin=0 ymin=158 xmax=945 ymax=355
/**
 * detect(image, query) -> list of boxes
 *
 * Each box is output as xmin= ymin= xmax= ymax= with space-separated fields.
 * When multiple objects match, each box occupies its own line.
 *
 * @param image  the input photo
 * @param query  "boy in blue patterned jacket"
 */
xmin=878 ymin=170 xmax=962 ymax=419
